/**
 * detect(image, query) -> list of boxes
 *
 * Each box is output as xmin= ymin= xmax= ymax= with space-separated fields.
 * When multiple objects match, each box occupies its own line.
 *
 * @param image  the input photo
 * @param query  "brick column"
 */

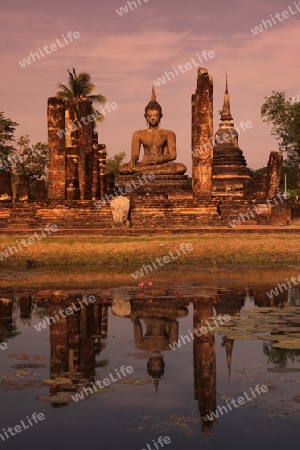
xmin=192 ymin=68 xmax=213 ymax=201
xmin=47 ymin=97 xmax=66 ymax=200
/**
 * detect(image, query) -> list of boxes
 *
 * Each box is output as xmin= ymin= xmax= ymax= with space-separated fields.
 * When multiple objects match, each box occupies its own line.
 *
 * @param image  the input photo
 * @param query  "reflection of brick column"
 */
xmin=19 ymin=296 xmax=32 ymax=320
xmin=100 ymin=305 xmax=108 ymax=338
xmin=192 ymin=68 xmax=213 ymax=201
xmin=49 ymin=303 xmax=69 ymax=378
xmin=80 ymin=304 xmax=95 ymax=379
xmin=98 ymin=144 xmax=107 ymax=198
xmin=193 ymin=297 xmax=216 ymax=433
xmin=47 ymin=98 xmax=66 ymax=200
xmin=266 ymin=151 xmax=283 ymax=198
xmin=0 ymin=297 xmax=13 ymax=344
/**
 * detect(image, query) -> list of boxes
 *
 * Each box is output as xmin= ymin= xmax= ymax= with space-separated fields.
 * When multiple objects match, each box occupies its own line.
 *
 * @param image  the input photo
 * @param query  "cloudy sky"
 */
xmin=1 ymin=0 xmax=299 ymax=174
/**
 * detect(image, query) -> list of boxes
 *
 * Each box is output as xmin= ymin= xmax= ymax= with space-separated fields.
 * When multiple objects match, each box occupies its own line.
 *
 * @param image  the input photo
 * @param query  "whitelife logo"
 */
xmin=18 ymin=31 xmax=80 ymax=68
xmin=250 ymin=2 xmax=300 ymax=35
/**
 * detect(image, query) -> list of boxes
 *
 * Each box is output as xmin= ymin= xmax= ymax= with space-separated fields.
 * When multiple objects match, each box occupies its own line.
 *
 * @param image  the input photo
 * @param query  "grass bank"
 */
xmin=0 ymin=234 xmax=299 ymax=269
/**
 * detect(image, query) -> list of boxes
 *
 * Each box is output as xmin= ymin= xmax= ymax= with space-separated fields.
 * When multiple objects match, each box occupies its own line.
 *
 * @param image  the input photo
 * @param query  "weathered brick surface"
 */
xmin=47 ymin=97 xmax=66 ymax=200
xmin=191 ymin=68 xmax=213 ymax=201
xmin=47 ymin=98 xmax=106 ymax=201
xmin=34 ymin=180 xmax=46 ymax=201
xmin=0 ymin=171 xmax=12 ymax=202
xmin=17 ymin=175 xmax=30 ymax=202
xmin=266 ymin=151 xmax=283 ymax=199
xmin=212 ymin=78 xmax=251 ymax=199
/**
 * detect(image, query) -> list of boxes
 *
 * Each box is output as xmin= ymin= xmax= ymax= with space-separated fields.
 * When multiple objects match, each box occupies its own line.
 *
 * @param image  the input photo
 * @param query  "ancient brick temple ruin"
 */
xmin=47 ymin=97 xmax=107 ymax=201
xmin=0 ymin=68 xmax=293 ymax=232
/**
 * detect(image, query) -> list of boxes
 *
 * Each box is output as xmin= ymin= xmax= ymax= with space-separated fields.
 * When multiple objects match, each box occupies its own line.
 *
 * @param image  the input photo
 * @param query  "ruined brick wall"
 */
xmin=191 ymin=68 xmax=213 ymax=201
xmin=34 ymin=180 xmax=46 ymax=201
xmin=270 ymin=199 xmax=292 ymax=226
xmin=17 ymin=175 xmax=30 ymax=202
xmin=266 ymin=151 xmax=283 ymax=198
xmin=47 ymin=98 xmax=66 ymax=200
xmin=0 ymin=171 xmax=12 ymax=202
xmin=47 ymin=97 xmax=102 ymax=201
xmin=99 ymin=144 xmax=107 ymax=198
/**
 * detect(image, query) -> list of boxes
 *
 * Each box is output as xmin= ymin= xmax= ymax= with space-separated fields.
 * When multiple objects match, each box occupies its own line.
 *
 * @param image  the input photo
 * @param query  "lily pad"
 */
xmin=0 ymin=380 xmax=43 ymax=390
xmin=118 ymin=377 xmax=152 ymax=385
xmin=42 ymin=378 xmax=71 ymax=386
xmin=267 ymin=367 xmax=300 ymax=373
xmin=276 ymin=327 xmax=300 ymax=333
xmin=225 ymin=334 xmax=258 ymax=340
xmin=11 ymin=363 xmax=46 ymax=369
xmin=36 ymin=392 xmax=77 ymax=403
xmin=286 ymin=318 xmax=300 ymax=324
xmin=257 ymin=335 xmax=292 ymax=341
xmin=287 ymin=333 xmax=300 ymax=339
xmin=272 ymin=340 xmax=300 ymax=349
xmin=7 ymin=354 xmax=45 ymax=361
xmin=94 ymin=387 xmax=115 ymax=394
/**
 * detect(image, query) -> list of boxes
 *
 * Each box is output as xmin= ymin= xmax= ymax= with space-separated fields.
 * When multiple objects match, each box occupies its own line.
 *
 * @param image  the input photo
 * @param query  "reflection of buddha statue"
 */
xmin=119 ymin=88 xmax=187 ymax=175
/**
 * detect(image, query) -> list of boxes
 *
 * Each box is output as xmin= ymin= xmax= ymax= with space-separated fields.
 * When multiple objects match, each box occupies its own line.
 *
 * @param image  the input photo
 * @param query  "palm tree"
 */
xmin=56 ymin=68 xmax=106 ymax=123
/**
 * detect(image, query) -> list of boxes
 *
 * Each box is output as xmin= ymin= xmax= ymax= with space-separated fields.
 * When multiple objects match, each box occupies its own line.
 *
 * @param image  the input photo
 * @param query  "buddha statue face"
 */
xmin=145 ymin=109 xmax=162 ymax=128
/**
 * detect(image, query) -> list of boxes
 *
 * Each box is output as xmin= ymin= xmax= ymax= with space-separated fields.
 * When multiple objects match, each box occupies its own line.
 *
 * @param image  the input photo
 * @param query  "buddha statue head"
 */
xmin=144 ymin=87 xmax=163 ymax=127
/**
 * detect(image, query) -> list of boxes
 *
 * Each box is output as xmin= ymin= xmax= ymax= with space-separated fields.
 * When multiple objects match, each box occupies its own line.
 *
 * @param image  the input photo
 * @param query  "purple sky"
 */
xmin=1 ymin=0 xmax=300 ymax=174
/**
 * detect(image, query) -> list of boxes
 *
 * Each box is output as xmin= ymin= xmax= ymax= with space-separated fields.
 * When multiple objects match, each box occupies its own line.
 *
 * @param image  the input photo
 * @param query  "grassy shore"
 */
xmin=0 ymin=234 xmax=299 ymax=269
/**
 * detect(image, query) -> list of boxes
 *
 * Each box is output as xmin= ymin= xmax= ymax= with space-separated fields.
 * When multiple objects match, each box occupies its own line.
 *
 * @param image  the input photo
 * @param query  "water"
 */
xmin=0 ymin=268 xmax=299 ymax=450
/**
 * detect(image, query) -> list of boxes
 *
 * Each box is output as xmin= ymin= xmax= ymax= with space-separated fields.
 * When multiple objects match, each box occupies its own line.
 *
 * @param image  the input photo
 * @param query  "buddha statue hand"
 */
xmin=128 ymin=160 xmax=136 ymax=173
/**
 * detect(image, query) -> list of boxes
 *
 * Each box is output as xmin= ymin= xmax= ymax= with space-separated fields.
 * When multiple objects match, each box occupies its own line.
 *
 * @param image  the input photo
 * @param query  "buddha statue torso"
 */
xmin=119 ymin=88 xmax=187 ymax=175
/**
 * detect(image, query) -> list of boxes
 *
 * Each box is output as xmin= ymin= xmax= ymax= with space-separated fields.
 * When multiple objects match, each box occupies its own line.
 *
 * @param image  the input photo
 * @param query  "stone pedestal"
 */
xmin=118 ymin=173 xmax=189 ymax=196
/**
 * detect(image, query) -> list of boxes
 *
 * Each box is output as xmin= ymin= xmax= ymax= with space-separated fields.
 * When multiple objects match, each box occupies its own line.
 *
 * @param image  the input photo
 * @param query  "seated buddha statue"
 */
xmin=119 ymin=88 xmax=187 ymax=175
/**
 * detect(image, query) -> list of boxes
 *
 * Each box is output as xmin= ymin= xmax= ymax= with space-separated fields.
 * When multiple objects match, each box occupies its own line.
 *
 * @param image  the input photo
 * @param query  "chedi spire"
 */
xmin=220 ymin=75 xmax=233 ymax=122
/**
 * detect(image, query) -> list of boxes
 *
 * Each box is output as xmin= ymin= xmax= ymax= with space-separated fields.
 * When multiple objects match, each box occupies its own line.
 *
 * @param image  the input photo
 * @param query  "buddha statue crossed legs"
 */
xmin=119 ymin=88 xmax=187 ymax=176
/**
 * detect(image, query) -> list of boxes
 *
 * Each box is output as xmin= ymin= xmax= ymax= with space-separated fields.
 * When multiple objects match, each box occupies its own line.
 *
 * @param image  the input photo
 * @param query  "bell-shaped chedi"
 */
xmin=212 ymin=76 xmax=251 ymax=198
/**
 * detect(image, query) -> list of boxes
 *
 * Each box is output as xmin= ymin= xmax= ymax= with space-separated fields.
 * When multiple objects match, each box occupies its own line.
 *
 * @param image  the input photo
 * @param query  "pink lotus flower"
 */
xmin=148 ymin=282 xmax=153 ymax=287
xmin=138 ymin=282 xmax=145 ymax=287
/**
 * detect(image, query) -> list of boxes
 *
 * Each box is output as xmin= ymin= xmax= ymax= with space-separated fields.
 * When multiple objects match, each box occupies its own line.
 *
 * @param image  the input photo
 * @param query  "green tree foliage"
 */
xmin=56 ymin=68 xmax=106 ymax=123
xmin=10 ymin=136 xmax=49 ymax=180
xmin=106 ymin=152 xmax=126 ymax=182
xmin=261 ymin=91 xmax=300 ymax=167
xmin=0 ymin=111 xmax=18 ymax=170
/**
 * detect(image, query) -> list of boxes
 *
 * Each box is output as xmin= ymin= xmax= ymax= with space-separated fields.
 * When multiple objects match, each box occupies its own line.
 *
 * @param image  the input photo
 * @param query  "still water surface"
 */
xmin=0 ymin=268 xmax=299 ymax=450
